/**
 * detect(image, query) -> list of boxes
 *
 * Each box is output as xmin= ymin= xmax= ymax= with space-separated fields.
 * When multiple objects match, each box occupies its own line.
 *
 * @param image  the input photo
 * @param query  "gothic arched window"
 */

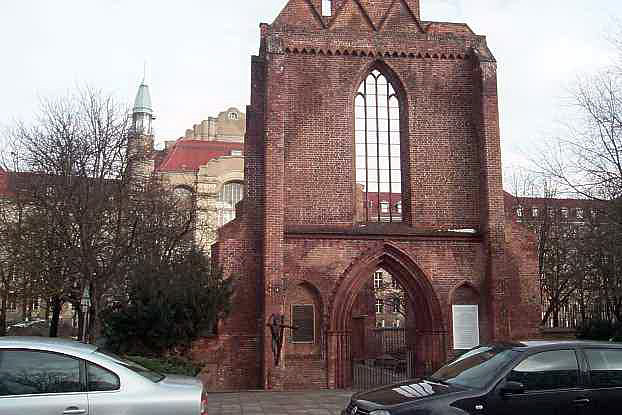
xmin=355 ymin=70 xmax=402 ymax=223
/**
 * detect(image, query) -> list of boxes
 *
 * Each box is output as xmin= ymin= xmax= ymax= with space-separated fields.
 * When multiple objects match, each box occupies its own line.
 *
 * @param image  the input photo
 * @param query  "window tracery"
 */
xmin=218 ymin=181 xmax=244 ymax=227
xmin=355 ymin=70 xmax=403 ymax=222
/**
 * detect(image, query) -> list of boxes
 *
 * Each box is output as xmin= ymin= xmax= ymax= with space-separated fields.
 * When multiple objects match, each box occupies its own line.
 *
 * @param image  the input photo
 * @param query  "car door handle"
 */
xmin=63 ymin=408 xmax=87 ymax=415
xmin=573 ymin=398 xmax=590 ymax=405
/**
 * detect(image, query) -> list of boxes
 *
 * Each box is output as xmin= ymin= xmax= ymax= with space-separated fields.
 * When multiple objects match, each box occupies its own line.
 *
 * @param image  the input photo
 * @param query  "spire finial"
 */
xmin=133 ymin=68 xmax=153 ymax=115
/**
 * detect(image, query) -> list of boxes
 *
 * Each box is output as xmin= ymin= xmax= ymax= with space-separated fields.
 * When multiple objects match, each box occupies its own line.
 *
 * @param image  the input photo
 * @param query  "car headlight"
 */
xmin=369 ymin=411 xmax=391 ymax=415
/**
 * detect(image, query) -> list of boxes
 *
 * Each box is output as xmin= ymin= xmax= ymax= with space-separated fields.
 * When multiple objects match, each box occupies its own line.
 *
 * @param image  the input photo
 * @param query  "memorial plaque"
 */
xmin=292 ymin=305 xmax=315 ymax=343
xmin=452 ymin=305 xmax=480 ymax=350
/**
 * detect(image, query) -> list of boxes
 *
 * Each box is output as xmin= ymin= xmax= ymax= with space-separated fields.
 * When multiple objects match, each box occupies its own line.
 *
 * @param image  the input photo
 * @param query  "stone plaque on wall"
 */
xmin=452 ymin=305 xmax=480 ymax=350
xmin=292 ymin=305 xmax=314 ymax=343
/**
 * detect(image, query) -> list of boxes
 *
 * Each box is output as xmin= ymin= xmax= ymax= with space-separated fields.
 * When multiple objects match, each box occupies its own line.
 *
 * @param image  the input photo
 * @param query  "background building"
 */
xmin=503 ymin=191 xmax=611 ymax=330
xmin=0 ymin=85 xmax=247 ymax=330
xmin=372 ymin=268 xmax=407 ymax=329
xmin=128 ymin=82 xmax=246 ymax=250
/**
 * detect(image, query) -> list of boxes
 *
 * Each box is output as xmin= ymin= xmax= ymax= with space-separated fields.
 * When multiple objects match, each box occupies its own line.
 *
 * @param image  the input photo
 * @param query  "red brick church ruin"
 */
xmin=198 ymin=0 xmax=541 ymax=391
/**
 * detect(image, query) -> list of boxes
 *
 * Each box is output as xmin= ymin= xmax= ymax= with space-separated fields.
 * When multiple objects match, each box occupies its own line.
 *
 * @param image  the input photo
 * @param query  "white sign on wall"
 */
xmin=452 ymin=305 xmax=480 ymax=350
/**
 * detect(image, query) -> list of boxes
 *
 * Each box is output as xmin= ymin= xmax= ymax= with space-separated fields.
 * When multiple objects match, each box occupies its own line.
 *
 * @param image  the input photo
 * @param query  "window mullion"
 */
xmin=387 ymin=88 xmax=393 ymax=223
xmin=357 ymin=72 xmax=402 ymax=225
xmin=375 ymin=77 xmax=381 ymax=223
xmin=362 ymin=84 xmax=370 ymax=223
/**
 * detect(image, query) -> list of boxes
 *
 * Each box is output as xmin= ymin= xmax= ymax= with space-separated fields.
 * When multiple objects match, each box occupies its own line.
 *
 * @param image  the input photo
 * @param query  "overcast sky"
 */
xmin=1 ymin=0 xmax=620 ymax=169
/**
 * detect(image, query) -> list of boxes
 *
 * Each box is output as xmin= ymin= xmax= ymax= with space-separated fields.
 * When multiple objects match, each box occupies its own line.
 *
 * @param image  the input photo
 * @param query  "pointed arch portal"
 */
xmin=327 ymin=243 xmax=447 ymax=389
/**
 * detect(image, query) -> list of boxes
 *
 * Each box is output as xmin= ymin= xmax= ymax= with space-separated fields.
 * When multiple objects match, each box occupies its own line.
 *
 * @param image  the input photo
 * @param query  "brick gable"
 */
xmin=273 ymin=0 xmax=325 ymax=30
xmin=207 ymin=0 xmax=541 ymax=391
xmin=274 ymin=0 xmax=422 ymax=32
xmin=328 ymin=0 xmax=375 ymax=31
xmin=378 ymin=0 xmax=422 ymax=33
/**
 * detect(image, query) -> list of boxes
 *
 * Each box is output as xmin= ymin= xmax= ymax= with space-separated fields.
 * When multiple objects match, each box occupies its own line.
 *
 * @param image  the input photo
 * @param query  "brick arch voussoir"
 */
xmin=448 ymin=279 xmax=481 ymax=304
xmin=298 ymin=279 xmax=326 ymax=316
xmin=329 ymin=242 xmax=444 ymax=333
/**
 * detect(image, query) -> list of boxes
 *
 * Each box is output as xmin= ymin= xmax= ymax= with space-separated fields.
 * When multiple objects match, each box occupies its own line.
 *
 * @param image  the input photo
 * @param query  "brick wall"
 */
xmin=505 ymin=220 xmax=542 ymax=340
xmin=278 ymin=52 xmax=481 ymax=229
xmin=204 ymin=0 xmax=541 ymax=390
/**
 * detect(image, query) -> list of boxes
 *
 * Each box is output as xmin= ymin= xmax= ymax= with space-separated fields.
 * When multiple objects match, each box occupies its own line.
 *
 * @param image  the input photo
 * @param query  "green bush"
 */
xmin=101 ymin=248 xmax=233 ymax=355
xmin=125 ymin=355 xmax=203 ymax=377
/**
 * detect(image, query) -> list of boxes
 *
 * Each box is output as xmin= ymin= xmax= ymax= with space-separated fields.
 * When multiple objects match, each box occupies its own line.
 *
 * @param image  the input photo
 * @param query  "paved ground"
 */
xmin=208 ymin=390 xmax=355 ymax=415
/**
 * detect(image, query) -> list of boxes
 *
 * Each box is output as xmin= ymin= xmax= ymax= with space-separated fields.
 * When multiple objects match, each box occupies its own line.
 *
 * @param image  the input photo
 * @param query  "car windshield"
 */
xmin=95 ymin=349 xmax=165 ymax=383
xmin=428 ymin=346 xmax=520 ymax=389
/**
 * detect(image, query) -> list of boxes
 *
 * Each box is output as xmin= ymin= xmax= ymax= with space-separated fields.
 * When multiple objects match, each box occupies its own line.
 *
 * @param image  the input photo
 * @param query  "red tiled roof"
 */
xmin=156 ymin=140 xmax=244 ymax=172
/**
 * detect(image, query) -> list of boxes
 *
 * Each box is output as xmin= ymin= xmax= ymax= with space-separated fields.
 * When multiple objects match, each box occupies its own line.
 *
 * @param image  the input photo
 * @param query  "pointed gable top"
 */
xmin=377 ymin=0 xmax=423 ymax=33
xmin=355 ymin=0 xmax=391 ymax=28
xmin=272 ymin=0 xmax=325 ymax=30
xmin=272 ymin=0 xmax=422 ymax=33
xmin=328 ymin=0 xmax=375 ymax=32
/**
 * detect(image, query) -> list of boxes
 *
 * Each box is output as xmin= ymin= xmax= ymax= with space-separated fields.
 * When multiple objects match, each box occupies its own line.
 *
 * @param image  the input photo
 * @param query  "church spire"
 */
xmin=132 ymin=77 xmax=154 ymax=136
xmin=128 ymin=76 xmax=156 ymax=181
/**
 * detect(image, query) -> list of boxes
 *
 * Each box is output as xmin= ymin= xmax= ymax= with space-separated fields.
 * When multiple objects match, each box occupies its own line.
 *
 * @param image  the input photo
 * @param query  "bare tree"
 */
xmin=506 ymin=169 xmax=583 ymax=326
xmin=531 ymin=31 xmax=622 ymax=327
xmin=1 ymin=87 xmax=198 ymax=339
xmin=577 ymin=214 xmax=622 ymax=323
xmin=0 ymin=199 xmax=15 ymax=336
xmin=538 ymin=67 xmax=622 ymax=221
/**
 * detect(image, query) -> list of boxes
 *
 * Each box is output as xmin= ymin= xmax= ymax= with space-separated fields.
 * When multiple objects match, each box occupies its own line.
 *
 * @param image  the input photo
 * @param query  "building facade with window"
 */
xmin=504 ymin=192 xmax=600 ymax=226
xmin=372 ymin=268 xmax=407 ymax=329
xmin=207 ymin=0 xmax=542 ymax=391
xmin=0 ymin=92 xmax=246 ymax=329
xmin=503 ymin=191 xmax=613 ymax=330
xmin=127 ymin=87 xmax=246 ymax=249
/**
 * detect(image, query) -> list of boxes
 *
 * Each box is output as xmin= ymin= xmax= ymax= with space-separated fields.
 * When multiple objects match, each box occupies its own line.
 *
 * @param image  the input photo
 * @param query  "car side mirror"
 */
xmin=500 ymin=381 xmax=525 ymax=396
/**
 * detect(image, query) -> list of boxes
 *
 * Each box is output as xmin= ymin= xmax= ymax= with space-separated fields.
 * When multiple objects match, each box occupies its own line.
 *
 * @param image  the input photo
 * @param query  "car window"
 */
xmin=430 ymin=346 xmax=521 ymax=389
xmin=507 ymin=350 xmax=579 ymax=392
xmin=94 ymin=349 xmax=164 ymax=383
xmin=0 ymin=350 xmax=82 ymax=396
xmin=585 ymin=349 xmax=622 ymax=388
xmin=87 ymin=363 xmax=120 ymax=392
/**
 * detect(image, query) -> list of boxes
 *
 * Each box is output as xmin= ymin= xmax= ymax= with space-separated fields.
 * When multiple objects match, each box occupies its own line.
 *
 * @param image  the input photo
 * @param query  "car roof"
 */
xmin=507 ymin=340 xmax=622 ymax=350
xmin=0 ymin=336 xmax=98 ymax=355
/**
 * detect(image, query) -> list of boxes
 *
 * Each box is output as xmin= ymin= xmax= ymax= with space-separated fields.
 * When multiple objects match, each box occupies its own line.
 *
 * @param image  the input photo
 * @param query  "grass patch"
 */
xmin=125 ymin=355 xmax=203 ymax=377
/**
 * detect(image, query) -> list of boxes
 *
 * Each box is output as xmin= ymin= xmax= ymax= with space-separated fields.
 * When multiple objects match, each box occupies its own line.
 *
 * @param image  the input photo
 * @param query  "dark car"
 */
xmin=344 ymin=341 xmax=622 ymax=415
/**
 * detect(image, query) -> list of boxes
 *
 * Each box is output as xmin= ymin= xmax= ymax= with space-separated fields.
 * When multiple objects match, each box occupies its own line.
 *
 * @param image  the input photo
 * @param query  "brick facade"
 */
xmin=201 ymin=0 xmax=541 ymax=391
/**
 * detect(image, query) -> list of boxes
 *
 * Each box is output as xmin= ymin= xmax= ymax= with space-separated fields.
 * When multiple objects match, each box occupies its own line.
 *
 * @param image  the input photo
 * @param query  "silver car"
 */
xmin=0 ymin=337 xmax=207 ymax=415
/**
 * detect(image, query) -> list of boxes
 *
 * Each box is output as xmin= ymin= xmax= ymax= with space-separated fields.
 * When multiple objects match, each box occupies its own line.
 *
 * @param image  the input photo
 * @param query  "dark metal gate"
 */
xmin=351 ymin=329 xmax=447 ymax=390
xmin=352 ymin=328 xmax=413 ymax=390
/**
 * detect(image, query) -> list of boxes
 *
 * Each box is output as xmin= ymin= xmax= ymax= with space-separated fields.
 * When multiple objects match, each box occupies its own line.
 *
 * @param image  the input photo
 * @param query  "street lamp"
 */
xmin=80 ymin=286 xmax=91 ymax=343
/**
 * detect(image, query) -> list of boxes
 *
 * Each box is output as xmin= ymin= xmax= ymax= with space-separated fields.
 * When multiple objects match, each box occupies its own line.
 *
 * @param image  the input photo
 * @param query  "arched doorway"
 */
xmin=327 ymin=243 xmax=446 ymax=389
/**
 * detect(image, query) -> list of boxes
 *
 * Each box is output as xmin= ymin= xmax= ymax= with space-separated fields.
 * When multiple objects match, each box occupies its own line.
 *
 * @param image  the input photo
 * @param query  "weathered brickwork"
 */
xmin=202 ymin=0 xmax=541 ymax=391
xmin=505 ymin=220 xmax=542 ymax=340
